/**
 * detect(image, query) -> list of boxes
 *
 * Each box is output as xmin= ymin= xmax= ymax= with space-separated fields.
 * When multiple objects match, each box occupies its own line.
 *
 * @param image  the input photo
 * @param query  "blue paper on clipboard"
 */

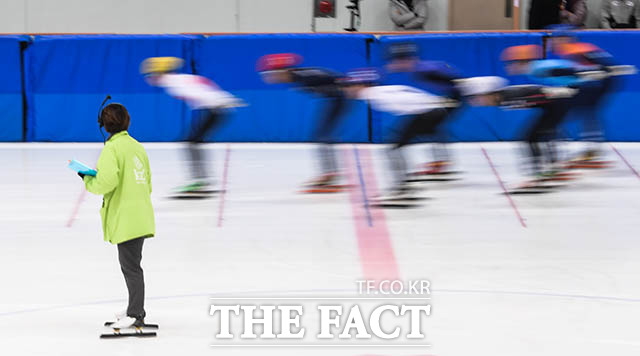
xmin=68 ymin=159 xmax=97 ymax=176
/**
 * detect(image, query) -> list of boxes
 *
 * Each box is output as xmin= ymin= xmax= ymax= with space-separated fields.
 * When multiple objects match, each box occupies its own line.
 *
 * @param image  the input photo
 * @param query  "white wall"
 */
xmin=0 ymin=0 xmax=448 ymax=33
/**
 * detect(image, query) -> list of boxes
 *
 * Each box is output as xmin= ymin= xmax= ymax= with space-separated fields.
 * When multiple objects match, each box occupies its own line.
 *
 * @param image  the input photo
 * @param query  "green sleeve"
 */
xmin=147 ymin=156 xmax=153 ymax=194
xmin=84 ymin=146 xmax=119 ymax=195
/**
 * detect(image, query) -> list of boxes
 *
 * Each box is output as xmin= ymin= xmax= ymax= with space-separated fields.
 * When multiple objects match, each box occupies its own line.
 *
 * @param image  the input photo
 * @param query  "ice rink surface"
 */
xmin=1 ymin=142 xmax=640 ymax=356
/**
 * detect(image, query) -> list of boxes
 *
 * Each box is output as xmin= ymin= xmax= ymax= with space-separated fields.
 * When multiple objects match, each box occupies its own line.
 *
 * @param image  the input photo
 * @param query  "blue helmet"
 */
xmin=547 ymin=24 xmax=577 ymax=39
xmin=386 ymin=42 xmax=419 ymax=61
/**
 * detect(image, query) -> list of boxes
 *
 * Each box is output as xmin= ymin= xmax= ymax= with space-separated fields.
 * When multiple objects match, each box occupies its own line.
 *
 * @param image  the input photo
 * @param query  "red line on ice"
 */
xmin=216 ymin=145 xmax=232 ymax=227
xmin=480 ymin=146 xmax=527 ymax=228
xmin=345 ymin=146 xmax=400 ymax=282
xmin=610 ymin=144 xmax=640 ymax=180
xmin=65 ymin=186 xmax=87 ymax=228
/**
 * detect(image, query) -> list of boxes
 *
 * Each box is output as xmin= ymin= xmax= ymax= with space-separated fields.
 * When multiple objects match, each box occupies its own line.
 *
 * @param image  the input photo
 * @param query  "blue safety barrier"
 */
xmin=24 ymin=35 xmax=198 ymax=142
xmin=7 ymin=32 xmax=640 ymax=143
xmin=0 ymin=36 xmax=29 ymax=141
xmin=193 ymin=34 xmax=373 ymax=142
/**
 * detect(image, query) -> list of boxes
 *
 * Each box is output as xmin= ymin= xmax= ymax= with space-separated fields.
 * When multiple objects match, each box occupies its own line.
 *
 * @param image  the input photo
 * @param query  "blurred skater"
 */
xmin=499 ymin=44 xmax=582 ymax=178
xmin=81 ymin=102 xmax=155 ymax=331
xmin=550 ymin=29 xmax=634 ymax=167
xmin=257 ymin=53 xmax=350 ymax=192
xmin=141 ymin=57 xmax=244 ymax=196
xmin=342 ymin=69 xmax=460 ymax=201
xmin=385 ymin=42 xmax=465 ymax=176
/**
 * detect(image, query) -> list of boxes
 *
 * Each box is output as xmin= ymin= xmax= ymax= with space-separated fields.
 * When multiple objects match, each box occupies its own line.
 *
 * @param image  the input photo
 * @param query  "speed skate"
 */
xmin=100 ymin=321 xmax=158 ymax=339
xmin=369 ymin=185 xmax=428 ymax=208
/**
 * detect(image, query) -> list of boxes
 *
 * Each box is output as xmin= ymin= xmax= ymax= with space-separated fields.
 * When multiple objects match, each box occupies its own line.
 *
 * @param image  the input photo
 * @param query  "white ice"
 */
xmin=1 ymin=142 xmax=640 ymax=356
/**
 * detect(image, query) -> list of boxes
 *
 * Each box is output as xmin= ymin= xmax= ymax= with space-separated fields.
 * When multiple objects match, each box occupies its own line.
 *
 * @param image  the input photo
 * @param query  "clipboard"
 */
xmin=68 ymin=159 xmax=97 ymax=176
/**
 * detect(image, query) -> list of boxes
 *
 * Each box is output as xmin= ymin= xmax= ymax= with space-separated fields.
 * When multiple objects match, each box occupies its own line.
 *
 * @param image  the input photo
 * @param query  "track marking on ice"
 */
xmin=480 ymin=146 xmax=527 ymax=228
xmin=66 ymin=155 xmax=100 ymax=227
xmin=345 ymin=146 xmax=400 ymax=282
xmin=610 ymin=144 xmax=640 ymax=180
xmin=216 ymin=144 xmax=232 ymax=227
xmin=65 ymin=186 xmax=87 ymax=228
xmin=353 ymin=146 xmax=373 ymax=226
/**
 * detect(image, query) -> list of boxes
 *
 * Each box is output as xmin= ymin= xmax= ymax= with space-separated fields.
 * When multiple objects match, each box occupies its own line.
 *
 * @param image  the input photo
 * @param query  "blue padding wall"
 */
xmin=11 ymin=32 xmax=640 ymax=142
xmin=0 ymin=36 xmax=29 ymax=141
xmin=25 ymin=35 xmax=198 ymax=142
xmin=563 ymin=31 xmax=640 ymax=141
xmin=372 ymin=33 xmax=545 ymax=143
xmin=194 ymin=34 xmax=373 ymax=142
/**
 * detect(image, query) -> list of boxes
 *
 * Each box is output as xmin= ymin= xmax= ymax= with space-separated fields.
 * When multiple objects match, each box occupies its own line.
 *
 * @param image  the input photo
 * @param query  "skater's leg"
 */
xmin=524 ymin=102 xmax=568 ymax=175
xmin=186 ymin=110 xmax=224 ymax=183
xmin=387 ymin=112 xmax=438 ymax=187
xmin=313 ymin=95 xmax=349 ymax=177
xmin=188 ymin=142 xmax=208 ymax=181
xmin=426 ymin=108 xmax=455 ymax=164
xmin=317 ymin=144 xmax=338 ymax=174
xmin=545 ymin=140 xmax=558 ymax=166
xmin=523 ymin=108 xmax=551 ymax=175
xmin=527 ymin=141 xmax=543 ymax=175
xmin=574 ymin=80 xmax=612 ymax=159
xmin=388 ymin=146 xmax=409 ymax=187
xmin=117 ymin=237 xmax=146 ymax=320
xmin=431 ymin=143 xmax=450 ymax=163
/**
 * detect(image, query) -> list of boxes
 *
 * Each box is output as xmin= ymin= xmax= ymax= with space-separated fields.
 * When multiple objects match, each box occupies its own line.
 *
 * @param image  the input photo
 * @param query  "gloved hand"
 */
xmin=78 ymin=172 xmax=86 ymax=180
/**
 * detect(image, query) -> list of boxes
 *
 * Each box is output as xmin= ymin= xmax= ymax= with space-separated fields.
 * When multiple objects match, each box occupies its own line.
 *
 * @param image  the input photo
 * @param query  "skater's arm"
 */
xmin=84 ymin=146 xmax=119 ymax=195
xmin=290 ymin=68 xmax=340 ymax=88
xmin=582 ymin=50 xmax=615 ymax=69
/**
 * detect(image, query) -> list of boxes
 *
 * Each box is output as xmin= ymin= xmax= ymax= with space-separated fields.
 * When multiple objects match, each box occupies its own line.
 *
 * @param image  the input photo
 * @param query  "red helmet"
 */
xmin=256 ymin=53 xmax=302 ymax=72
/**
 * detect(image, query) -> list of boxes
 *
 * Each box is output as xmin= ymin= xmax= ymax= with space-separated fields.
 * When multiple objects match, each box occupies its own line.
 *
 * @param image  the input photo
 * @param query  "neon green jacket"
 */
xmin=83 ymin=131 xmax=155 ymax=244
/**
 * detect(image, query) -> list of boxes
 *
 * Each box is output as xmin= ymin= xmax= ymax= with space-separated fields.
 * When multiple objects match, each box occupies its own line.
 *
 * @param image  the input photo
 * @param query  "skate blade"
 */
xmin=368 ymin=195 xmax=428 ymax=208
xmin=409 ymin=170 xmax=462 ymax=177
xmin=504 ymin=189 xmax=554 ymax=195
xmin=369 ymin=202 xmax=422 ymax=209
xmin=104 ymin=321 xmax=159 ymax=329
xmin=537 ymin=175 xmax=577 ymax=182
xmin=406 ymin=177 xmax=461 ymax=183
xmin=168 ymin=190 xmax=222 ymax=199
xmin=505 ymin=184 xmax=561 ymax=195
xmin=564 ymin=160 xmax=613 ymax=169
xmin=299 ymin=184 xmax=353 ymax=194
xmin=100 ymin=326 xmax=157 ymax=338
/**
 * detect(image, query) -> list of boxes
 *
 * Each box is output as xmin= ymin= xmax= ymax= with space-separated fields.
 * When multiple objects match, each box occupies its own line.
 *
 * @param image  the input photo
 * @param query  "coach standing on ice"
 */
xmin=80 ymin=103 xmax=155 ymax=329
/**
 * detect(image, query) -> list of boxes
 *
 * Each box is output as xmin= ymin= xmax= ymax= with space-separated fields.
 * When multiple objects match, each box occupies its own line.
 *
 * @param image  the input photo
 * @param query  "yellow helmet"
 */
xmin=140 ymin=57 xmax=184 ymax=74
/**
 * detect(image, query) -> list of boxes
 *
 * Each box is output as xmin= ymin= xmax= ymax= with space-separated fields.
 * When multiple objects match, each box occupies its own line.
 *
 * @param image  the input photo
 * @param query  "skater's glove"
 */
xmin=77 ymin=172 xmax=86 ymax=180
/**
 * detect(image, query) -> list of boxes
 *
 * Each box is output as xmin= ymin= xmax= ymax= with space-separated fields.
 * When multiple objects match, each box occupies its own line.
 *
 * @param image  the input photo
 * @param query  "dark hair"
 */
xmin=101 ymin=103 xmax=130 ymax=135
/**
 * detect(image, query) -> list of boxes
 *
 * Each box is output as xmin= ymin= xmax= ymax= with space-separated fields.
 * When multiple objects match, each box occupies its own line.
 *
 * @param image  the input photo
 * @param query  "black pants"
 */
xmin=314 ymin=95 xmax=349 ymax=175
xmin=523 ymin=100 xmax=571 ymax=173
xmin=387 ymin=108 xmax=452 ymax=186
xmin=571 ymin=78 xmax=614 ymax=143
xmin=187 ymin=109 xmax=225 ymax=180
xmin=118 ymin=237 xmax=146 ymax=320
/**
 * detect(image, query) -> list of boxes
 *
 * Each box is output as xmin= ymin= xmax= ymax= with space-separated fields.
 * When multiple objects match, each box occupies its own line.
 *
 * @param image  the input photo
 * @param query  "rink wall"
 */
xmin=0 ymin=36 xmax=29 ymax=142
xmin=24 ymin=35 xmax=198 ymax=142
xmin=1 ymin=31 xmax=639 ymax=142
